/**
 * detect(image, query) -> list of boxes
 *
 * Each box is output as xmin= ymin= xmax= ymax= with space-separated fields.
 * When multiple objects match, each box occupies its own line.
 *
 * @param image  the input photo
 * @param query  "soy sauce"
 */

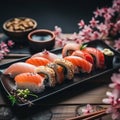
xmin=32 ymin=34 xmax=52 ymax=41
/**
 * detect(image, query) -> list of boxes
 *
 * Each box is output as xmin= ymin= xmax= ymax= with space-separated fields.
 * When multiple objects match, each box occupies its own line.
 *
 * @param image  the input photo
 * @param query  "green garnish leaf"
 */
xmin=8 ymin=95 xmax=17 ymax=106
xmin=80 ymin=44 xmax=87 ymax=50
xmin=29 ymin=93 xmax=38 ymax=98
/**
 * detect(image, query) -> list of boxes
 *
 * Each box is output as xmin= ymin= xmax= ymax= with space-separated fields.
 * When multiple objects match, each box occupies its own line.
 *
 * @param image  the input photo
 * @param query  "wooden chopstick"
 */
xmin=5 ymin=53 xmax=29 ymax=58
xmin=83 ymin=111 xmax=106 ymax=120
xmin=65 ymin=109 xmax=107 ymax=120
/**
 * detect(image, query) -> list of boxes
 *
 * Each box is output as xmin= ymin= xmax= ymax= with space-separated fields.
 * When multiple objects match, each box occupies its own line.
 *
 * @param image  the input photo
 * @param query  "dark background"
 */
xmin=0 ymin=0 xmax=112 ymax=33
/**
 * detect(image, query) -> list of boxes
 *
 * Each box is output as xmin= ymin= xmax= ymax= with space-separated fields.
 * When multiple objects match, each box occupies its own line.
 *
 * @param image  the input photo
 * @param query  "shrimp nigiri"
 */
xmin=82 ymin=47 xmax=105 ymax=69
xmin=25 ymin=57 xmax=50 ymax=66
xmin=62 ymin=43 xmax=81 ymax=57
xmin=4 ymin=62 xmax=36 ymax=77
xmin=15 ymin=73 xmax=45 ymax=93
xmin=64 ymin=56 xmax=93 ymax=73
xmin=71 ymin=50 xmax=94 ymax=64
xmin=31 ymin=49 xmax=58 ymax=62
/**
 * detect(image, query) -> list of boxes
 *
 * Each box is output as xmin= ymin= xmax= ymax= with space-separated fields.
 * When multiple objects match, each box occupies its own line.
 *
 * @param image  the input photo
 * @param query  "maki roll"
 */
xmin=47 ymin=63 xmax=64 ymax=84
xmin=54 ymin=58 xmax=74 ymax=80
xmin=35 ymin=66 xmax=56 ymax=87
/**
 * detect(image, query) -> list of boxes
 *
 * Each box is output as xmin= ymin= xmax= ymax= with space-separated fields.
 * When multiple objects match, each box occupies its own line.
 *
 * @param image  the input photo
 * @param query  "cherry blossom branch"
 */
xmin=0 ymin=40 xmax=14 ymax=60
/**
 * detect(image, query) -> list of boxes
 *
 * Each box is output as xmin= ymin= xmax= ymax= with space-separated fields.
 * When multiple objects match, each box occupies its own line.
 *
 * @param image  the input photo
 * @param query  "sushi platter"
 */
xmin=0 ymin=40 xmax=120 ymax=107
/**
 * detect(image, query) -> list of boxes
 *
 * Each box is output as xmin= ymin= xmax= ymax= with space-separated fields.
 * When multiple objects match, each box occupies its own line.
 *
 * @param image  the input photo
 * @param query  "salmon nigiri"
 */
xmin=71 ymin=50 xmax=94 ymax=64
xmin=62 ymin=43 xmax=81 ymax=58
xmin=15 ymin=73 xmax=45 ymax=93
xmin=64 ymin=56 xmax=93 ymax=73
xmin=25 ymin=57 xmax=51 ymax=66
xmin=4 ymin=62 xmax=36 ymax=78
xmin=82 ymin=47 xmax=105 ymax=69
xmin=31 ymin=49 xmax=58 ymax=62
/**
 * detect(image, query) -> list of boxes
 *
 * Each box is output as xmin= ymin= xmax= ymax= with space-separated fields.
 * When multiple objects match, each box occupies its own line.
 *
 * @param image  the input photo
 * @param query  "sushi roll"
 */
xmin=15 ymin=73 xmax=45 ymax=93
xmin=25 ymin=57 xmax=51 ymax=66
xmin=54 ymin=58 xmax=74 ymax=80
xmin=62 ymin=43 xmax=81 ymax=57
xmin=31 ymin=49 xmax=58 ymax=62
xmin=35 ymin=66 xmax=56 ymax=87
xmin=47 ymin=63 xmax=64 ymax=84
xmin=64 ymin=56 xmax=93 ymax=73
xmin=4 ymin=62 xmax=37 ymax=78
xmin=71 ymin=50 xmax=94 ymax=64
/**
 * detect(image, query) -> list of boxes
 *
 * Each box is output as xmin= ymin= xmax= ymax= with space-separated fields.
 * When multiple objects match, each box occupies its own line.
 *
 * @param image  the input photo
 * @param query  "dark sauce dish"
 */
xmin=27 ymin=29 xmax=55 ymax=54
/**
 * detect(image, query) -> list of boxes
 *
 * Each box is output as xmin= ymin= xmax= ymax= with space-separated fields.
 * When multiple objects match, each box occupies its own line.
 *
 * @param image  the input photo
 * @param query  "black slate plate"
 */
xmin=0 ymin=40 xmax=120 ymax=107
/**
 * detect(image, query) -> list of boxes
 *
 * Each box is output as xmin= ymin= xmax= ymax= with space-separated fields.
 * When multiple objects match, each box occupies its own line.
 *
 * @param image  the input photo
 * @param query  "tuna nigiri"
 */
xmin=71 ymin=50 xmax=94 ymax=64
xmin=31 ymin=49 xmax=58 ymax=62
xmin=64 ymin=56 xmax=93 ymax=73
xmin=15 ymin=73 xmax=45 ymax=93
xmin=4 ymin=62 xmax=36 ymax=78
xmin=82 ymin=47 xmax=105 ymax=69
xmin=62 ymin=43 xmax=81 ymax=57
xmin=25 ymin=57 xmax=50 ymax=66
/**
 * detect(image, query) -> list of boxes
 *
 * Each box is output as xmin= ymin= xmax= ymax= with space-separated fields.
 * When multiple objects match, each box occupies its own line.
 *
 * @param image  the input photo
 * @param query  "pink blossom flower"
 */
xmin=110 ymin=73 xmax=120 ymax=90
xmin=69 ymin=32 xmax=78 ymax=40
xmin=102 ymin=91 xmax=118 ymax=106
xmin=81 ymin=104 xmax=93 ymax=114
xmin=0 ymin=42 xmax=7 ymax=49
xmin=89 ymin=17 xmax=99 ymax=28
xmin=54 ymin=26 xmax=62 ymax=36
xmin=112 ymin=0 xmax=120 ymax=12
xmin=78 ymin=20 xmax=85 ymax=29
xmin=97 ymin=23 xmax=109 ymax=38
xmin=0 ymin=40 xmax=14 ymax=60
xmin=93 ymin=8 xmax=103 ymax=17
xmin=104 ymin=13 xmax=112 ymax=23
xmin=114 ymin=39 xmax=120 ymax=50
xmin=7 ymin=40 xmax=14 ymax=47
xmin=90 ymin=31 xmax=101 ymax=40
xmin=55 ymin=37 xmax=66 ymax=48
xmin=106 ymin=106 xmax=120 ymax=120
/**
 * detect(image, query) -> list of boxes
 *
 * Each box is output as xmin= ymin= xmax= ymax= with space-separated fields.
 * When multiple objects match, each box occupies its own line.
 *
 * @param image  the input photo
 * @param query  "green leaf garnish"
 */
xmin=8 ymin=95 xmax=17 ymax=106
xmin=29 ymin=93 xmax=38 ymax=98
xmin=80 ymin=44 xmax=87 ymax=50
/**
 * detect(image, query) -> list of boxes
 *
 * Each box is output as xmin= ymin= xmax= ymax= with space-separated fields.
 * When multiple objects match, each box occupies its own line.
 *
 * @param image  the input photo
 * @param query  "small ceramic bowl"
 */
xmin=28 ymin=29 xmax=55 ymax=53
xmin=2 ymin=17 xmax=37 ymax=44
